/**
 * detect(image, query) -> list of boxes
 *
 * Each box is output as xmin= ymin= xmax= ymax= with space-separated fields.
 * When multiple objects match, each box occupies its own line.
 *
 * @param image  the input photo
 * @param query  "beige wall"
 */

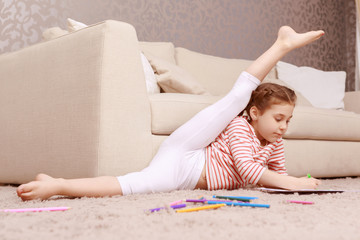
xmin=0 ymin=0 xmax=356 ymax=90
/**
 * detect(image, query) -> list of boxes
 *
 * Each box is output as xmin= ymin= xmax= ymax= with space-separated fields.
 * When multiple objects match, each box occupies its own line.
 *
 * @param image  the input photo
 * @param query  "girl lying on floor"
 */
xmin=17 ymin=26 xmax=323 ymax=201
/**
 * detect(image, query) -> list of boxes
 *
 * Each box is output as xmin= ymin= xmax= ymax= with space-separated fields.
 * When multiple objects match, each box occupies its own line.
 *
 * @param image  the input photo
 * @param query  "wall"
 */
xmin=0 ymin=0 xmax=356 ymax=90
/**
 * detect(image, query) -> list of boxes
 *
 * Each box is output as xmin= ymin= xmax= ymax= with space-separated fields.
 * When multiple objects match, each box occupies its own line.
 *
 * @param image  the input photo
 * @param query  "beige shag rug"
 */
xmin=1 ymin=177 xmax=360 ymax=240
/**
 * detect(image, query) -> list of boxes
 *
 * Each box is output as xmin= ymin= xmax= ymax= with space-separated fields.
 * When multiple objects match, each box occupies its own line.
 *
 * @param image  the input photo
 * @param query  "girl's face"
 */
xmin=249 ymin=103 xmax=294 ymax=145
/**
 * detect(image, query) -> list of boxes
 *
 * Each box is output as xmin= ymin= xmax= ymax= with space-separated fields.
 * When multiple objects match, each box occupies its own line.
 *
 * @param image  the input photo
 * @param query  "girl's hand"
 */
xmin=292 ymin=176 xmax=321 ymax=190
xmin=257 ymin=169 xmax=322 ymax=190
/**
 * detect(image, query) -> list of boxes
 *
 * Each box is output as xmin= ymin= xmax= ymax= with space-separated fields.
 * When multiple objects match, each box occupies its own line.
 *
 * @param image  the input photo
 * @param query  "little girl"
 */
xmin=17 ymin=26 xmax=323 ymax=201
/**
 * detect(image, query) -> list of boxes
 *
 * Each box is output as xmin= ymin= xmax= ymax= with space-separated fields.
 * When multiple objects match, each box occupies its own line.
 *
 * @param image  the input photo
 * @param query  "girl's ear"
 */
xmin=249 ymin=106 xmax=259 ymax=121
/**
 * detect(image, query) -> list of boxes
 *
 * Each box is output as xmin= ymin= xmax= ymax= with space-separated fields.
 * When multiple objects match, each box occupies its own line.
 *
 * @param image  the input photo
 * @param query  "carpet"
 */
xmin=1 ymin=177 xmax=360 ymax=240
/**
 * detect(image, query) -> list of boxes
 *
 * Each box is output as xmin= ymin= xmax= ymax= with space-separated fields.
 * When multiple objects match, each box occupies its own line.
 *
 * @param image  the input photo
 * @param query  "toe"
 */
xmin=19 ymin=182 xmax=36 ymax=193
xmin=16 ymin=185 xmax=24 ymax=197
xmin=19 ymin=191 xmax=35 ymax=201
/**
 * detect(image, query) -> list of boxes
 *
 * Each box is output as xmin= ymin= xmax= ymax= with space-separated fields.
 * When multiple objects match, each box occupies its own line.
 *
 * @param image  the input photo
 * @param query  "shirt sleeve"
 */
xmin=267 ymin=138 xmax=288 ymax=175
xmin=227 ymin=124 xmax=266 ymax=185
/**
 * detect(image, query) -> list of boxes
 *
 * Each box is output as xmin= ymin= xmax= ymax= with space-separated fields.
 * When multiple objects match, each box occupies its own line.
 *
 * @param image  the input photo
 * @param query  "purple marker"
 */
xmin=171 ymin=204 xmax=187 ymax=209
xmin=148 ymin=203 xmax=187 ymax=213
xmin=186 ymin=199 xmax=207 ymax=203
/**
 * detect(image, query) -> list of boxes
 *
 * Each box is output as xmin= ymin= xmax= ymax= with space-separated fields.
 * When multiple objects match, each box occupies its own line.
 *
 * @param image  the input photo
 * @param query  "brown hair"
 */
xmin=240 ymin=83 xmax=297 ymax=119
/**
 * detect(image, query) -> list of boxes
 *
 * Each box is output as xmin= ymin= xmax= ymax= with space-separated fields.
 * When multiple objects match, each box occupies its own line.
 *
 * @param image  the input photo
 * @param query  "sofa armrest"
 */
xmin=344 ymin=91 xmax=360 ymax=114
xmin=0 ymin=20 xmax=152 ymax=184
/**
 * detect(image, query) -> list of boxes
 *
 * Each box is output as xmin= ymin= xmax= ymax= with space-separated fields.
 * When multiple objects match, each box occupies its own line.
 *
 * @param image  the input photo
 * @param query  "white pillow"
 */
xmin=67 ymin=18 xmax=88 ymax=31
xmin=66 ymin=18 xmax=160 ymax=94
xmin=276 ymin=61 xmax=346 ymax=110
xmin=141 ymin=53 xmax=160 ymax=93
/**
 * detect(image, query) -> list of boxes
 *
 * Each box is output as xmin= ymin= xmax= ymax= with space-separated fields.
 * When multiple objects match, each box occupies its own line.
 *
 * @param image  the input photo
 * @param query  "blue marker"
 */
xmin=207 ymin=200 xmax=270 ymax=208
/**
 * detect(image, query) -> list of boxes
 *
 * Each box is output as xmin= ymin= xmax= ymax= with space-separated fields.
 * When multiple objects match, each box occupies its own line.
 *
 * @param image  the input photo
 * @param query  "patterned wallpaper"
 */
xmin=0 ymin=0 xmax=356 ymax=90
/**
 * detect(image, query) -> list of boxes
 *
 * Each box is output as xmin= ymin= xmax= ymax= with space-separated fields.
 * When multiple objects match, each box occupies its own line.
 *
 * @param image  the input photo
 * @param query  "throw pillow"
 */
xmin=146 ymin=53 xmax=210 ymax=95
xmin=141 ymin=53 xmax=160 ymax=94
xmin=65 ymin=18 xmax=160 ymax=94
xmin=67 ymin=18 xmax=88 ymax=31
xmin=139 ymin=41 xmax=176 ymax=64
xmin=42 ymin=27 xmax=69 ymax=41
xmin=175 ymin=47 xmax=277 ymax=96
xmin=276 ymin=61 xmax=346 ymax=110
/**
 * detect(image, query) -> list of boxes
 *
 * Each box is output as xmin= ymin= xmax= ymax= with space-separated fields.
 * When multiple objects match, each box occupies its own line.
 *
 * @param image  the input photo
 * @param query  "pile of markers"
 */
xmin=147 ymin=195 xmax=270 ymax=213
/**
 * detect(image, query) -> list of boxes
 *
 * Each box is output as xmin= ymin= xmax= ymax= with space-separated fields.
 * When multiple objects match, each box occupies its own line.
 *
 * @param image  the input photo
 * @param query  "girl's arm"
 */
xmin=267 ymin=139 xmax=287 ymax=175
xmin=257 ymin=169 xmax=321 ymax=190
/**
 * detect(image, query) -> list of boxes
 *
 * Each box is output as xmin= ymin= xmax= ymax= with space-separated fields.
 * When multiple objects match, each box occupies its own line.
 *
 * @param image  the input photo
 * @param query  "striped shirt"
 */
xmin=205 ymin=116 xmax=287 ymax=190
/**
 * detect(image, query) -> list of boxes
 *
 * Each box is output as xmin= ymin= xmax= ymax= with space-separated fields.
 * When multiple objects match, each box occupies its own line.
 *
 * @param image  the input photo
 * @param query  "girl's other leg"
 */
xmin=17 ymin=173 xmax=122 ymax=201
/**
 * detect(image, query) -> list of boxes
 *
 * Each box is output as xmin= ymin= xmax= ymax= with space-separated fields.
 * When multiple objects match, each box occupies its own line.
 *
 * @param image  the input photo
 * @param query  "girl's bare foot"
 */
xmin=244 ymin=26 xmax=324 ymax=81
xmin=17 ymin=173 xmax=63 ymax=201
xmin=277 ymin=26 xmax=324 ymax=51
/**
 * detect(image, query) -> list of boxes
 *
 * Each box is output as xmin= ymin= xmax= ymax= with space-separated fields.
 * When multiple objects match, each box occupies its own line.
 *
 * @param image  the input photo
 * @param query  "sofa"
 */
xmin=1 ymin=20 xmax=360 ymax=184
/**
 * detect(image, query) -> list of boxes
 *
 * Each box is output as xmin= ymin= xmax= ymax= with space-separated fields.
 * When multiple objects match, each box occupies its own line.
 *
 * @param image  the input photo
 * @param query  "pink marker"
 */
xmin=169 ymin=200 xmax=183 ymax=206
xmin=1 ymin=207 xmax=71 ymax=213
xmin=287 ymin=200 xmax=314 ymax=205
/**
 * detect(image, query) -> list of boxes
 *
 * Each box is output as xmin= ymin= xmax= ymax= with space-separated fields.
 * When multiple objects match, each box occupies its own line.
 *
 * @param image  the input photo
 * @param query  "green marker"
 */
xmin=213 ymin=195 xmax=258 ymax=202
xmin=307 ymin=173 xmax=311 ymax=178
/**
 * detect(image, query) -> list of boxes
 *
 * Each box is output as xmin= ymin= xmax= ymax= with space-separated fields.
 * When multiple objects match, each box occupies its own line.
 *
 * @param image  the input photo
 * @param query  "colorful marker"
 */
xmin=176 ymin=204 xmax=226 ymax=213
xmin=1 ymin=207 xmax=70 ymax=213
xmin=186 ymin=198 xmax=246 ymax=204
xmin=186 ymin=199 xmax=207 ymax=203
xmin=148 ymin=203 xmax=187 ymax=213
xmin=307 ymin=173 xmax=312 ymax=178
xmin=213 ymin=195 xmax=258 ymax=202
xmin=207 ymin=200 xmax=270 ymax=208
xmin=169 ymin=200 xmax=183 ymax=206
xmin=287 ymin=200 xmax=314 ymax=205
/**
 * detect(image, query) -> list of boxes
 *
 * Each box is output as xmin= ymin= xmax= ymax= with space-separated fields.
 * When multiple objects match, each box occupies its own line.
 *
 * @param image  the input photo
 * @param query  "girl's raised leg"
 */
xmin=246 ymin=26 xmax=324 ymax=81
xmin=164 ymin=26 xmax=324 ymax=152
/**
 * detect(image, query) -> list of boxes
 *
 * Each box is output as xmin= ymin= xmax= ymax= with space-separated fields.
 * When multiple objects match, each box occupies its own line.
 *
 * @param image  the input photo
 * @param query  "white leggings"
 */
xmin=117 ymin=71 xmax=260 ymax=195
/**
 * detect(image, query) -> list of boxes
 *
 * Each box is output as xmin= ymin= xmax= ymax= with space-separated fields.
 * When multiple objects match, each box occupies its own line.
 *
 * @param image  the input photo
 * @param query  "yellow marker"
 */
xmin=176 ymin=204 xmax=225 ymax=213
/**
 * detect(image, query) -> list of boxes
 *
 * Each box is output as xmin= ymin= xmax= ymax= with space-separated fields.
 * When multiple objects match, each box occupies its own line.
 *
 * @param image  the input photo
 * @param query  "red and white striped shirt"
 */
xmin=205 ymin=116 xmax=287 ymax=190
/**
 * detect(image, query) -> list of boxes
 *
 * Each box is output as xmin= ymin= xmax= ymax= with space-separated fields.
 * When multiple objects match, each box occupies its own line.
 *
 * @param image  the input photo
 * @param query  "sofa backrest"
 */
xmin=139 ymin=41 xmax=313 ymax=107
xmin=175 ymin=47 xmax=277 ymax=95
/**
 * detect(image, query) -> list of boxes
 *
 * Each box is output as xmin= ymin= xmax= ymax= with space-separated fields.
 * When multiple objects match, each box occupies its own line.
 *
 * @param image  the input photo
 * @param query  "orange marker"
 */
xmin=176 ymin=204 xmax=225 ymax=213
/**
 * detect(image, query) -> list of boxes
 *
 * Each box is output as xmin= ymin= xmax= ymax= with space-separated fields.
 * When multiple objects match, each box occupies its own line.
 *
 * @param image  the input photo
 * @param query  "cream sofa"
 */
xmin=1 ymin=20 xmax=360 ymax=184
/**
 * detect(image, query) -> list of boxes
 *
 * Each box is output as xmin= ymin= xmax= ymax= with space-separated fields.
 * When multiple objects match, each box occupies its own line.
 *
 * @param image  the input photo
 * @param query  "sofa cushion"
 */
xmin=175 ymin=47 xmax=277 ymax=96
xmin=139 ymin=42 xmax=176 ymax=64
xmin=285 ymin=106 xmax=360 ymax=141
xmin=150 ymin=93 xmax=360 ymax=141
xmin=146 ymin=55 xmax=210 ymax=95
xmin=344 ymin=91 xmax=360 ymax=114
xmin=149 ymin=93 xmax=221 ymax=135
